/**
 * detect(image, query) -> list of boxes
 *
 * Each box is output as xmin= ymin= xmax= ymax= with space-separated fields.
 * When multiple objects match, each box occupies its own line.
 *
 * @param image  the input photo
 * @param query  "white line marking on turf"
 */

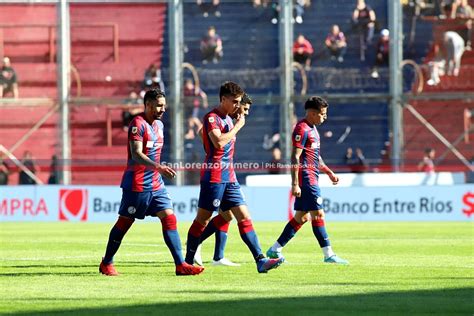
xmin=0 ymin=252 xmax=167 ymax=262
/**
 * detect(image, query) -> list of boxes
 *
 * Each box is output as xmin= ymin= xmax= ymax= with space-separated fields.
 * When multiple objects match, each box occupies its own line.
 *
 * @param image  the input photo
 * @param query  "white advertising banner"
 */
xmin=0 ymin=185 xmax=472 ymax=222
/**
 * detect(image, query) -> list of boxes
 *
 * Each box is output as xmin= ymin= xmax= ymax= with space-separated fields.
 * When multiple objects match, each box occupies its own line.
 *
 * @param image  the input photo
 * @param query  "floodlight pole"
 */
xmin=169 ymin=0 xmax=184 ymax=185
xmin=57 ymin=0 xmax=71 ymax=184
xmin=279 ymin=0 xmax=294 ymax=165
xmin=389 ymin=0 xmax=404 ymax=171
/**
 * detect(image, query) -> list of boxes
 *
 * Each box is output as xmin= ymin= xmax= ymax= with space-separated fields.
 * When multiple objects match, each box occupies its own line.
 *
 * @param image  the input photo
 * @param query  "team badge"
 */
xmin=131 ymin=126 xmax=138 ymax=134
xmin=212 ymin=199 xmax=221 ymax=207
xmin=295 ymin=135 xmax=301 ymax=141
xmin=127 ymin=206 xmax=136 ymax=214
xmin=208 ymin=117 xmax=215 ymax=123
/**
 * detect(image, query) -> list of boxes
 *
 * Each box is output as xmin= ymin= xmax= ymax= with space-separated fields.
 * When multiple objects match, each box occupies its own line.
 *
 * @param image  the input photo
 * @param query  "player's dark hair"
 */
xmin=219 ymin=81 xmax=244 ymax=101
xmin=241 ymin=93 xmax=253 ymax=105
xmin=304 ymin=96 xmax=329 ymax=111
xmin=144 ymin=89 xmax=165 ymax=106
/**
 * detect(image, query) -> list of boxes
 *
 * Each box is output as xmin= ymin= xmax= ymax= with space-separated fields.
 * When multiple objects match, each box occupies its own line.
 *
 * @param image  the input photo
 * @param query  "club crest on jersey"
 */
xmin=212 ymin=199 xmax=221 ymax=207
xmin=295 ymin=135 xmax=301 ymax=142
xmin=127 ymin=206 xmax=136 ymax=214
xmin=208 ymin=117 xmax=215 ymax=123
xmin=131 ymin=126 xmax=138 ymax=134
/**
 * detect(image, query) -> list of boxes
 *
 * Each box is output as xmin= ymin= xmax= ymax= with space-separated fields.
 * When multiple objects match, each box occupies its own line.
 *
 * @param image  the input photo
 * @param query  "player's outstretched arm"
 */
xmin=130 ymin=140 xmax=177 ymax=179
xmin=291 ymin=146 xmax=303 ymax=197
xmin=208 ymin=116 xmax=245 ymax=149
xmin=320 ymin=156 xmax=339 ymax=185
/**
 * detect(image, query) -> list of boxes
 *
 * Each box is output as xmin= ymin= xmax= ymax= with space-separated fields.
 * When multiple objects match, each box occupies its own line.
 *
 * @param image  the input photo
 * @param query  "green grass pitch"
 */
xmin=0 ymin=222 xmax=472 ymax=315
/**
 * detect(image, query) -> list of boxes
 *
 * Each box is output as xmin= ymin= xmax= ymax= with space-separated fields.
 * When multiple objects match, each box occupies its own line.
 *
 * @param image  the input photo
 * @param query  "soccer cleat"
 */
xmin=175 ymin=262 xmax=205 ymax=276
xmin=266 ymin=247 xmax=284 ymax=259
xmin=99 ymin=260 xmax=119 ymax=276
xmin=324 ymin=255 xmax=349 ymax=265
xmin=212 ymin=258 xmax=241 ymax=267
xmin=257 ymin=257 xmax=285 ymax=273
xmin=193 ymin=244 xmax=203 ymax=266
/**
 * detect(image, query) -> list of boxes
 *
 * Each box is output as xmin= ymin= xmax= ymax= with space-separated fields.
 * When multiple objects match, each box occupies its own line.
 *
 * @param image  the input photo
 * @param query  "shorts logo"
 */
xmin=131 ymin=126 xmax=138 ymax=134
xmin=127 ymin=206 xmax=136 ymax=214
xmin=295 ymin=135 xmax=301 ymax=142
xmin=208 ymin=117 xmax=215 ymax=123
xmin=316 ymin=197 xmax=323 ymax=205
xmin=212 ymin=199 xmax=221 ymax=207
xmin=59 ymin=189 xmax=88 ymax=221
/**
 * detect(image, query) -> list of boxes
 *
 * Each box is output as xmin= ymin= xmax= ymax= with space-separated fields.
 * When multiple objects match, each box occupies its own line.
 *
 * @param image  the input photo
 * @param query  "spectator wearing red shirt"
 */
xmin=293 ymin=34 xmax=314 ymax=70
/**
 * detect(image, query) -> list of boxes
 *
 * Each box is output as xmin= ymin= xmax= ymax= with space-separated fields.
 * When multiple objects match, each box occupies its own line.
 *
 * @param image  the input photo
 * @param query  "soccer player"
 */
xmin=193 ymin=93 xmax=253 ymax=267
xmin=185 ymin=82 xmax=284 ymax=273
xmin=266 ymin=96 xmax=348 ymax=265
xmin=99 ymin=89 xmax=204 ymax=276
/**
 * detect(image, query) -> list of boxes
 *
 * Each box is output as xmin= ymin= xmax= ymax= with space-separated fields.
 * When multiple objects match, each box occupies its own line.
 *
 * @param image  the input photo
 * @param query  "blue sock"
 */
xmin=185 ymin=220 xmax=206 ymax=264
xmin=238 ymin=219 xmax=262 ymax=261
xmin=199 ymin=218 xmax=218 ymax=244
xmin=312 ymin=219 xmax=331 ymax=247
xmin=214 ymin=230 xmax=228 ymax=261
xmin=277 ymin=218 xmax=303 ymax=247
xmin=161 ymin=214 xmax=184 ymax=265
xmin=103 ymin=217 xmax=134 ymax=264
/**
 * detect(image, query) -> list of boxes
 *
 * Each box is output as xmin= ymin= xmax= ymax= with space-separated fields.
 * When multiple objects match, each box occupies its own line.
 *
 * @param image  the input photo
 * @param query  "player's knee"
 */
xmin=116 ymin=216 xmax=134 ymax=232
xmin=219 ymin=210 xmax=233 ymax=222
xmin=316 ymin=209 xmax=325 ymax=220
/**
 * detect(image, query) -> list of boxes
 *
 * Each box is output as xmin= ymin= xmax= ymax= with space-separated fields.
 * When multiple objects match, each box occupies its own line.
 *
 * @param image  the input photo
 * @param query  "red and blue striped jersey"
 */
xmin=293 ymin=119 xmax=321 ymax=187
xmin=120 ymin=114 xmax=164 ymax=192
xmin=200 ymin=108 xmax=237 ymax=183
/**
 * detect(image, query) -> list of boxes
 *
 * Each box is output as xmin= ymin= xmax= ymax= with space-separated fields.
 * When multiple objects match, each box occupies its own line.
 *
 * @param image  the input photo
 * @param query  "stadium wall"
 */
xmin=0 ymin=185 xmax=472 ymax=222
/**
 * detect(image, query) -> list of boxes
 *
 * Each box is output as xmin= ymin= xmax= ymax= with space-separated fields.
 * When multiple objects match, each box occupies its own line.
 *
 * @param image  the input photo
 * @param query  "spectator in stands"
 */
xmin=200 ymin=26 xmax=223 ymax=64
xmin=18 ymin=151 xmax=37 ymax=185
xmin=294 ymin=0 xmax=310 ymax=24
xmin=418 ymin=147 xmax=436 ymax=173
xmin=293 ymin=34 xmax=314 ymax=70
xmin=352 ymin=0 xmax=376 ymax=45
xmin=197 ymin=0 xmax=221 ymax=18
xmin=253 ymin=0 xmax=271 ymax=7
xmin=122 ymin=92 xmax=144 ymax=131
xmin=345 ymin=147 xmax=368 ymax=173
xmin=451 ymin=0 xmax=472 ymax=50
xmin=0 ymin=154 xmax=10 ymax=185
xmin=47 ymin=155 xmax=60 ymax=184
xmin=325 ymin=24 xmax=347 ymax=63
xmin=441 ymin=0 xmax=455 ymax=17
xmin=184 ymin=79 xmax=208 ymax=140
xmin=371 ymin=29 xmax=390 ymax=79
xmin=142 ymin=64 xmax=165 ymax=93
xmin=0 ymin=57 xmax=19 ymax=99
xmin=444 ymin=31 xmax=465 ymax=76
xmin=271 ymin=0 xmax=280 ymax=24
xmin=268 ymin=147 xmax=283 ymax=174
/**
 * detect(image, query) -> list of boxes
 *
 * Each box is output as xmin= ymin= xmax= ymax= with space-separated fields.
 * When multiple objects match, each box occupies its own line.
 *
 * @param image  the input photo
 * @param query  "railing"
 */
xmin=0 ymin=145 xmax=43 ymax=184
xmin=0 ymin=22 xmax=119 ymax=63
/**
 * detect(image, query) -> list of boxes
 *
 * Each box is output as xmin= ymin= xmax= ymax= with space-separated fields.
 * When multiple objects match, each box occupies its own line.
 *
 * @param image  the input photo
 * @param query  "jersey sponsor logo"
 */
xmin=295 ymin=135 xmax=301 ymax=142
xmin=131 ymin=126 xmax=138 ymax=134
xmin=59 ymin=189 xmax=88 ymax=221
xmin=127 ymin=206 xmax=136 ymax=214
xmin=146 ymin=141 xmax=163 ymax=148
xmin=311 ymin=141 xmax=320 ymax=149
xmin=212 ymin=199 xmax=221 ymax=207
xmin=208 ymin=117 xmax=215 ymax=123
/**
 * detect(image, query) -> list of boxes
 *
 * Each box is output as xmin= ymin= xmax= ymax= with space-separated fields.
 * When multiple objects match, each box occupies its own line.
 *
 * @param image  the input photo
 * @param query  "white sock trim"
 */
xmin=322 ymin=246 xmax=335 ymax=259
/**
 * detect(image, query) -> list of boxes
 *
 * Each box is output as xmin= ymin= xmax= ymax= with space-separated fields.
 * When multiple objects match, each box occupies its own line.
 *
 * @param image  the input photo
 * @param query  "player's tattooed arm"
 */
xmin=208 ymin=116 xmax=245 ymax=149
xmin=129 ymin=140 xmax=177 ymax=179
xmin=291 ymin=146 xmax=303 ymax=197
xmin=320 ymin=156 xmax=339 ymax=185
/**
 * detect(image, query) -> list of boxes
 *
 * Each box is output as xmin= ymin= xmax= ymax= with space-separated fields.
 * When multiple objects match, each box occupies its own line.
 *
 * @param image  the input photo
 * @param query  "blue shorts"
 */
xmin=118 ymin=188 xmax=173 ymax=220
xmin=198 ymin=182 xmax=246 ymax=213
xmin=294 ymin=185 xmax=323 ymax=212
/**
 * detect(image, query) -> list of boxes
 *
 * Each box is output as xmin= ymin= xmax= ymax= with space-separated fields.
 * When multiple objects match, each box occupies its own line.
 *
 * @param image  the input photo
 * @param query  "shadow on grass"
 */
xmin=6 ymin=288 xmax=473 ymax=315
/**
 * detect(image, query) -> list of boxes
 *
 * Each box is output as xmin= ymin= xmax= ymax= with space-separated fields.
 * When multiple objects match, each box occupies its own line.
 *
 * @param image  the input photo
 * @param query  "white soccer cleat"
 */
xmin=193 ymin=244 xmax=203 ymax=266
xmin=212 ymin=258 xmax=241 ymax=267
